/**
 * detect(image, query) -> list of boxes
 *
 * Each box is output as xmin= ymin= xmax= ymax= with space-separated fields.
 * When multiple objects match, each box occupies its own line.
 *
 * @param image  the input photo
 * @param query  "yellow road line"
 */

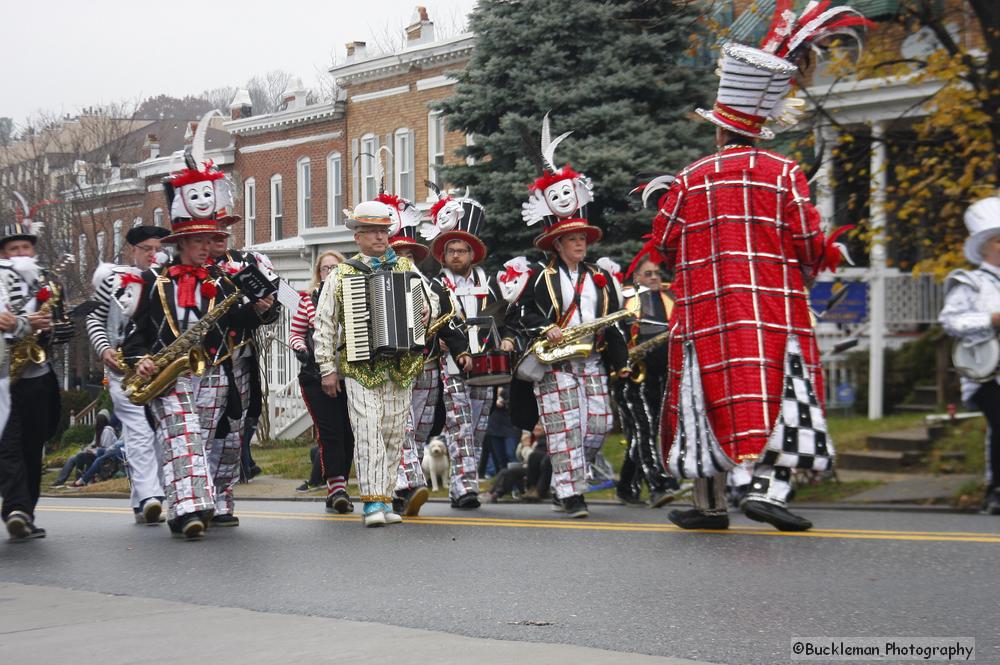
xmin=36 ymin=504 xmax=1000 ymax=544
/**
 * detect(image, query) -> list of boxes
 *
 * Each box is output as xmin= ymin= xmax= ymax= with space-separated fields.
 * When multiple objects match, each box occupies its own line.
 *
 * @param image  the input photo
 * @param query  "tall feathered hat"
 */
xmin=420 ymin=180 xmax=488 ymax=265
xmin=522 ymin=113 xmax=600 ymax=252
xmin=161 ymin=152 xmax=234 ymax=243
xmin=2 ymin=191 xmax=58 ymax=247
xmin=697 ymin=0 xmax=872 ymax=139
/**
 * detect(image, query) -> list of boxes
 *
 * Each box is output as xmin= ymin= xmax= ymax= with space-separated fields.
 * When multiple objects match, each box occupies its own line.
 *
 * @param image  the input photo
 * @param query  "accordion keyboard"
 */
xmin=342 ymin=274 xmax=371 ymax=362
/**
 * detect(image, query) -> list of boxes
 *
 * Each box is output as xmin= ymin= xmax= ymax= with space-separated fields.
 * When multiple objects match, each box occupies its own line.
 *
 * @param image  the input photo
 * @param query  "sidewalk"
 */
xmin=0 ymin=582 xmax=710 ymax=665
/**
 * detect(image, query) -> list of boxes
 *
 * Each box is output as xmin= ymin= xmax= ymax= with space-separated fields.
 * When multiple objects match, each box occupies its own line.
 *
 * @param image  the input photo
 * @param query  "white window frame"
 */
xmin=113 ymin=219 xmax=124 ymax=260
xmin=78 ymin=233 xmax=87 ymax=272
xmin=360 ymin=134 xmax=378 ymax=201
xmin=394 ymin=128 xmax=414 ymax=201
xmin=97 ymin=229 xmax=107 ymax=262
xmin=297 ymin=157 xmax=311 ymax=232
xmin=270 ymin=174 xmax=283 ymax=241
xmin=153 ymin=208 xmax=163 ymax=227
xmin=244 ymin=178 xmax=256 ymax=246
xmin=428 ymin=111 xmax=446 ymax=194
xmin=326 ymin=152 xmax=342 ymax=227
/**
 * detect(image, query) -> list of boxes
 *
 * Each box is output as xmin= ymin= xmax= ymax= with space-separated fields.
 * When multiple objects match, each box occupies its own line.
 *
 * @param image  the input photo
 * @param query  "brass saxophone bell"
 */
xmin=28 ymin=345 xmax=46 ymax=364
xmin=188 ymin=347 xmax=208 ymax=377
xmin=629 ymin=361 xmax=646 ymax=384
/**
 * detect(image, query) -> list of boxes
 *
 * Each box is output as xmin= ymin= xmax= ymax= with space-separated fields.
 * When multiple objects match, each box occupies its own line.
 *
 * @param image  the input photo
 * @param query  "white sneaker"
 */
xmin=383 ymin=510 xmax=403 ymax=525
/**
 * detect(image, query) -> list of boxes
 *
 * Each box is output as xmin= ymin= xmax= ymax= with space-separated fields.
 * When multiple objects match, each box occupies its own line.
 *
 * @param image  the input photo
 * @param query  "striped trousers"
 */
xmin=345 ymin=378 xmax=411 ymax=503
xmin=208 ymin=356 xmax=251 ymax=516
xmin=395 ymin=362 xmax=439 ymax=493
xmin=439 ymin=358 xmax=492 ymax=499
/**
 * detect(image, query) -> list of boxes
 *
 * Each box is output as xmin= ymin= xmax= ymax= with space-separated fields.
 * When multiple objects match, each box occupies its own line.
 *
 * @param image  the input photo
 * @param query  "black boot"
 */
xmin=667 ymin=508 xmax=729 ymax=530
xmin=741 ymin=499 xmax=812 ymax=532
xmin=984 ymin=488 xmax=1000 ymax=516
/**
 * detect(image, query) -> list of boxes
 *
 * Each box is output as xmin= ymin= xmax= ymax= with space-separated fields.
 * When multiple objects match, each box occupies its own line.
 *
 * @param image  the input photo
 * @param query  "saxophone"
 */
xmin=9 ymin=298 xmax=51 ymax=382
xmin=531 ymin=300 xmax=640 ymax=365
xmin=122 ymin=289 xmax=243 ymax=405
xmin=626 ymin=330 xmax=671 ymax=384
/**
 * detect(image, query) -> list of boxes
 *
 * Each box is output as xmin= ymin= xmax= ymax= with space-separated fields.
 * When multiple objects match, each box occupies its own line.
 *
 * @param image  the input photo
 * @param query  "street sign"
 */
xmin=835 ymin=383 xmax=856 ymax=406
xmin=811 ymin=282 xmax=868 ymax=324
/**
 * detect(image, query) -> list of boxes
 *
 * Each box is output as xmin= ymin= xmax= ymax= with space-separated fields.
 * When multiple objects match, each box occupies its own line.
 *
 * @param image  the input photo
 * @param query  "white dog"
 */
xmin=421 ymin=437 xmax=450 ymax=492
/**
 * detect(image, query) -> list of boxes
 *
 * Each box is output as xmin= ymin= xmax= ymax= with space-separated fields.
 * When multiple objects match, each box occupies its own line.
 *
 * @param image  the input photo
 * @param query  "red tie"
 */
xmin=168 ymin=265 xmax=208 ymax=308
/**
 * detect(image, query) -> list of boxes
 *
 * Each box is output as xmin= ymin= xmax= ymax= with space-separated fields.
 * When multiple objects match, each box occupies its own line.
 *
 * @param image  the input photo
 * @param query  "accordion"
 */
xmin=342 ymin=271 xmax=427 ymax=362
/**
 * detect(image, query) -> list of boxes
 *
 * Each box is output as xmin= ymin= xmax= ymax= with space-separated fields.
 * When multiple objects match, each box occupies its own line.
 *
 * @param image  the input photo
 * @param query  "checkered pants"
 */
xmin=395 ymin=362 xmax=439 ymax=492
xmin=207 ymin=357 xmax=251 ymax=516
xmin=345 ymin=377 xmax=411 ymax=503
xmin=149 ymin=370 xmax=228 ymax=520
xmin=439 ymin=358 xmax=492 ymax=499
xmin=534 ymin=357 xmax=613 ymax=499
xmin=108 ymin=373 xmax=163 ymax=509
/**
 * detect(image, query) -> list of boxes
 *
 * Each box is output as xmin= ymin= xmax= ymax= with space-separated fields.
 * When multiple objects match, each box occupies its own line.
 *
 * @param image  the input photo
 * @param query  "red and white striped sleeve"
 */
xmin=288 ymin=294 xmax=314 ymax=351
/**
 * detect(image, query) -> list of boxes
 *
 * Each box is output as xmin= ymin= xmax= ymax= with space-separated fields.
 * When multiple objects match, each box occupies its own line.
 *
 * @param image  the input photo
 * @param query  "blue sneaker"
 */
xmin=362 ymin=502 xmax=387 ymax=527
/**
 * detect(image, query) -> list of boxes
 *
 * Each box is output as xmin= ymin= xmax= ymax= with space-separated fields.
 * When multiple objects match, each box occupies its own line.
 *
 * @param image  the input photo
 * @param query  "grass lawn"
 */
xmin=825 ymin=412 xmax=930 ymax=451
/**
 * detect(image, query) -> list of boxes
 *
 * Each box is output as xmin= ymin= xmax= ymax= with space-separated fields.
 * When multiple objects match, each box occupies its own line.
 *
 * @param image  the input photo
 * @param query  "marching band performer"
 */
xmin=206 ymin=233 xmax=280 ymax=526
xmin=0 ymin=197 xmax=74 ymax=541
xmin=940 ymin=197 xmax=1000 ymax=515
xmin=85 ymin=225 xmax=171 ymax=525
xmin=505 ymin=115 xmax=629 ymax=519
xmin=643 ymin=4 xmax=869 ymax=531
xmin=314 ymin=200 xmax=436 ymax=527
xmin=387 ymin=221 xmax=437 ymax=516
xmin=611 ymin=255 xmax=679 ymax=507
xmin=289 ymin=250 xmax=356 ymax=514
xmin=421 ymin=186 xmax=498 ymax=509
xmin=123 ymin=159 xmax=275 ymax=539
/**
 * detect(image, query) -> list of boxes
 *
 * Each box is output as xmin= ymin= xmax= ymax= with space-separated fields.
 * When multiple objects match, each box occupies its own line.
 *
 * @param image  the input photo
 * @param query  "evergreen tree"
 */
xmin=438 ymin=0 xmax=717 ymax=266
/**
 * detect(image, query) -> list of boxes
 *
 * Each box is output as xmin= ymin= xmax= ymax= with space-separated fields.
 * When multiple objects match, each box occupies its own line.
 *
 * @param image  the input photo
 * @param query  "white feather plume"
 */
xmin=540 ymin=113 xmax=572 ymax=173
xmin=641 ymin=175 xmax=676 ymax=209
xmin=192 ymin=109 xmax=222 ymax=165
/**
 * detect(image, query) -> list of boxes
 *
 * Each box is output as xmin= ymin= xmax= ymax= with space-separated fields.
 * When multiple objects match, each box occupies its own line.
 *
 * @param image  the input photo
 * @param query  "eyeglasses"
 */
xmin=445 ymin=247 xmax=471 ymax=256
xmin=319 ymin=264 xmax=337 ymax=274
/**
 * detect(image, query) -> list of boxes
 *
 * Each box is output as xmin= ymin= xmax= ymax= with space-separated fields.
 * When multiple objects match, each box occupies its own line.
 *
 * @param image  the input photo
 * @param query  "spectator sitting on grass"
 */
xmin=486 ymin=424 xmax=551 ymax=503
xmin=50 ymin=409 xmax=115 ymax=488
xmin=69 ymin=439 xmax=125 ymax=487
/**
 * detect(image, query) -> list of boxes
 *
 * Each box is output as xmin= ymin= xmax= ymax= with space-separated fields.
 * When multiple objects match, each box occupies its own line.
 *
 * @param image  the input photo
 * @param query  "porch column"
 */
xmin=868 ymin=120 xmax=887 ymax=419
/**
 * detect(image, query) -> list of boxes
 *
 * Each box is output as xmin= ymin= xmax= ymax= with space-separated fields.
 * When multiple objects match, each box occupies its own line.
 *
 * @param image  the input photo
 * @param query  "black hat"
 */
xmin=126 ymin=225 xmax=171 ymax=246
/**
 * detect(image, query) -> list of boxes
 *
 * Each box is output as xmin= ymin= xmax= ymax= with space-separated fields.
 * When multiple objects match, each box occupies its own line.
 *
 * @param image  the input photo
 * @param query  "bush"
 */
xmin=55 ymin=390 xmax=95 ymax=443
xmin=59 ymin=424 xmax=93 ymax=449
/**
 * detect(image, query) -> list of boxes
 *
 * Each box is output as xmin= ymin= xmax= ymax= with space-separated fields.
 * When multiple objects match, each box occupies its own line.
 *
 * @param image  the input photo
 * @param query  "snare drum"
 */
xmin=464 ymin=351 xmax=512 ymax=386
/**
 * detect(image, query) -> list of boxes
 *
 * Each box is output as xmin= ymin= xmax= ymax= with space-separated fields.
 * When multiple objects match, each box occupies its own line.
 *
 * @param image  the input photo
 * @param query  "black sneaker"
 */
xmin=5 ymin=511 xmax=31 ymax=540
xmin=668 ymin=508 xmax=729 ymax=530
xmin=616 ymin=489 xmax=643 ymax=505
xmin=210 ymin=514 xmax=240 ymax=527
xmin=450 ymin=492 xmax=481 ymax=510
xmin=404 ymin=487 xmax=429 ymax=517
xmin=562 ymin=495 xmax=589 ymax=518
xmin=25 ymin=524 xmax=46 ymax=539
xmin=326 ymin=490 xmax=354 ymax=514
xmin=169 ymin=514 xmax=206 ymax=540
xmin=648 ymin=488 xmax=676 ymax=509
xmin=984 ymin=489 xmax=1000 ymax=515
xmin=141 ymin=498 xmax=164 ymax=525
xmin=551 ymin=496 xmax=564 ymax=512
xmin=295 ymin=481 xmax=313 ymax=493
xmin=741 ymin=500 xmax=812 ymax=532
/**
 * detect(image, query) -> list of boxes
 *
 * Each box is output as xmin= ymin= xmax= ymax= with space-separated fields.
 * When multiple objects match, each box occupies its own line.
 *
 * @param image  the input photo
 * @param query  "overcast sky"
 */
xmin=1 ymin=0 xmax=477 ymax=127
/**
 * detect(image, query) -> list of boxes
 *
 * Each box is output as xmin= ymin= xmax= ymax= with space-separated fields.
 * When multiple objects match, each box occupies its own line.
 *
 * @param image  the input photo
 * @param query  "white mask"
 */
xmin=179 ymin=181 xmax=216 ymax=219
xmin=543 ymin=180 xmax=578 ymax=217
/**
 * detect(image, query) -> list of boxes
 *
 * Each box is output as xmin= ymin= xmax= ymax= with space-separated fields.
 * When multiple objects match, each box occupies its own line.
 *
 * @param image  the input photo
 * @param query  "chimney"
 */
xmin=142 ymin=133 xmax=160 ymax=160
xmin=405 ymin=6 xmax=434 ymax=45
xmin=282 ymin=77 xmax=307 ymax=111
xmin=229 ymin=89 xmax=253 ymax=120
xmin=345 ymin=40 xmax=367 ymax=63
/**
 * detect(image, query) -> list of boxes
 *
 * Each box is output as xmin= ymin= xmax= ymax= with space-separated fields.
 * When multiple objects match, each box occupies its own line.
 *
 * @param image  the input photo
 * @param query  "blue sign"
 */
xmin=835 ymin=383 xmax=856 ymax=406
xmin=810 ymin=282 xmax=868 ymax=324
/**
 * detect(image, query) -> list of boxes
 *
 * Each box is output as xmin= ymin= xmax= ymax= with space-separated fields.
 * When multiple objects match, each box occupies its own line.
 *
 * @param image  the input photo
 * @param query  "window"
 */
xmin=297 ymin=157 xmax=312 ymax=231
xmin=428 ymin=111 xmax=445 ymax=191
xmin=78 ymin=234 xmax=87 ymax=271
xmin=153 ymin=208 xmax=163 ymax=227
xmin=326 ymin=152 xmax=342 ymax=226
xmin=394 ymin=129 xmax=415 ymax=201
xmin=244 ymin=178 xmax=256 ymax=246
xmin=97 ymin=230 xmax=107 ymax=262
xmin=132 ymin=216 xmax=143 ymax=228
xmin=113 ymin=219 xmax=124 ymax=260
xmin=270 ymin=174 xmax=283 ymax=241
xmin=360 ymin=134 xmax=378 ymax=200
